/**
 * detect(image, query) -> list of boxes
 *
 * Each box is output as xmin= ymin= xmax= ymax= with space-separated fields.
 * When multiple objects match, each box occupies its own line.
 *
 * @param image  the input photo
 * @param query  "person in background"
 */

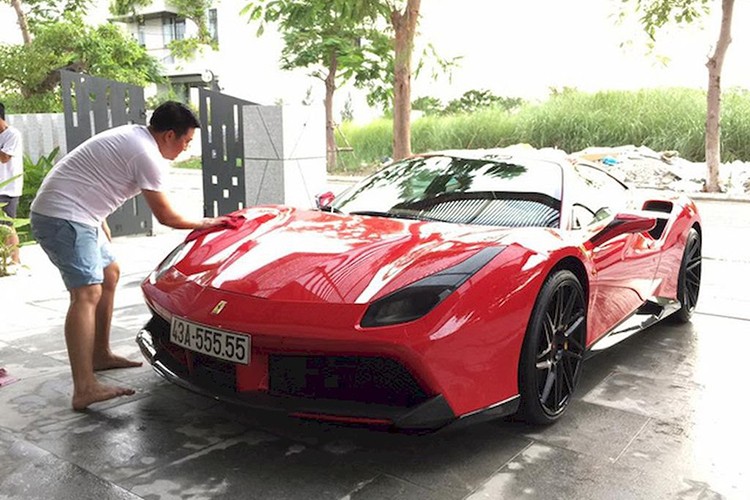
xmin=30 ymin=101 xmax=227 ymax=411
xmin=0 ymin=101 xmax=24 ymax=267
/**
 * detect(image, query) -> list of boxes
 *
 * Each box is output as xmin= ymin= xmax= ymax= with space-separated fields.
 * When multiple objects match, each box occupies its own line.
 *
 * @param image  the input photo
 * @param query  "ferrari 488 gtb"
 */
xmin=137 ymin=148 xmax=701 ymax=430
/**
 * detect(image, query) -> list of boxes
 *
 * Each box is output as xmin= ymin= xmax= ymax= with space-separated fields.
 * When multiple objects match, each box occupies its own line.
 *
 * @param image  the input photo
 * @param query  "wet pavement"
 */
xmin=1 ymin=170 xmax=748 ymax=499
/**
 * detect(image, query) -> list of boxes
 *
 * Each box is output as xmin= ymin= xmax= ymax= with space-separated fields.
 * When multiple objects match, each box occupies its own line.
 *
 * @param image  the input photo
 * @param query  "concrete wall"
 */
xmin=6 ymin=113 xmax=67 ymax=164
xmin=243 ymin=104 xmax=326 ymax=209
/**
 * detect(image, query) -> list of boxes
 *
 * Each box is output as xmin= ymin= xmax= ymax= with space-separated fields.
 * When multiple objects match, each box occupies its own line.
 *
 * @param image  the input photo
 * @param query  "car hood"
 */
xmin=174 ymin=206 xmax=520 ymax=304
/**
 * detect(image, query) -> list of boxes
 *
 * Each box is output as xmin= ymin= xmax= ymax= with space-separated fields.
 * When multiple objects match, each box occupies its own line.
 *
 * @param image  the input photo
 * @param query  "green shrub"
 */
xmin=7 ymin=148 xmax=59 ymax=246
xmin=173 ymin=156 xmax=202 ymax=169
xmin=0 ymin=174 xmax=28 ymax=276
xmin=19 ymin=148 xmax=59 ymax=218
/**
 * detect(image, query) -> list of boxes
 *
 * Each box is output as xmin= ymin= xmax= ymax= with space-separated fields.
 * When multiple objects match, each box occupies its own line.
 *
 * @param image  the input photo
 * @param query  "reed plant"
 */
xmin=334 ymin=87 xmax=750 ymax=173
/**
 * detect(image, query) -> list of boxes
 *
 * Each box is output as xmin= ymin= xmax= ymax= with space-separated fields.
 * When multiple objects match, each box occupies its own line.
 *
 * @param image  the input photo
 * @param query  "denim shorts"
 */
xmin=30 ymin=212 xmax=116 ymax=290
xmin=0 ymin=195 xmax=19 ymax=226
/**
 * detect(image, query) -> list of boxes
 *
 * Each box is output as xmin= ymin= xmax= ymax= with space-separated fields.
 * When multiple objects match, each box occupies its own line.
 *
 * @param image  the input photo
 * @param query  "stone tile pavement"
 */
xmin=0 ymin=170 xmax=748 ymax=499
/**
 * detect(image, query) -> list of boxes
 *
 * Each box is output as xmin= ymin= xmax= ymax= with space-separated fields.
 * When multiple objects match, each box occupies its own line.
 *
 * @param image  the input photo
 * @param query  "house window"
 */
xmin=163 ymin=16 xmax=186 ymax=46
xmin=137 ymin=19 xmax=146 ymax=47
xmin=208 ymin=8 xmax=219 ymax=44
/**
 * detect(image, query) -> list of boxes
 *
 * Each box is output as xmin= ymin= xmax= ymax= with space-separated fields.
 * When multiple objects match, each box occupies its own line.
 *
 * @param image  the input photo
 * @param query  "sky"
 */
xmin=413 ymin=0 xmax=750 ymax=102
xmin=2 ymin=0 xmax=748 ymax=119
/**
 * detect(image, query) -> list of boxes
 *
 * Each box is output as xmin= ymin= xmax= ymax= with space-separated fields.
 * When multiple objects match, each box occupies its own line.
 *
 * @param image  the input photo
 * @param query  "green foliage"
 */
xmin=621 ymin=0 xmax=710 ymax=40
xmin=0 ymin=148 xmax=61 ymax=252
xmin=411 ymin=96 xmax=443 ymax=116
xmin=0 ymin=92 xmax=60 ymax=114
xmin=333 ymin=87 xmax=748 ymax=173
xmin=109 ymin=0 xmax=151 ymax=15
xmin=340 ymin=94 xmax=355 ymax=122
xmin=17 ymin=0 xmax=92 ymax=32
xmin=0 ymin=174 xmax=28 ymax=276
xmin=146 ymin=85 xmax=187 ymax=110
xmin=242 ymin=0 xmax=390 ymax=91
xmin=413 ymin=90 xmax=524 ymax=117
xmin=0 ymin=222 xmax=14 ymax=277
xmin=0 ymin=14 xmax=162 ymax=113
xmin=172 ymin=156 xmax=202 ymax=169
xmin=443 ymin=90 xmax=524 ymax=115
xmin=18 ymin=148 xmax=59 ymax=219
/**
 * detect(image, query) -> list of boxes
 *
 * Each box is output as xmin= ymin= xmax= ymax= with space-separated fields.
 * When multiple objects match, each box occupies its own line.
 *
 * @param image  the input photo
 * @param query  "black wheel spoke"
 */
xmin=686 ymin=259 xmax=701 ymax=272
xmin=560 ymin=290 xmax=575 ymax=323
xmin=561 ymin=358 xmax=576 ymax=395
xmin=566 ymin=336 xmax=584 ymax=352
xmin=687 ymin=241 xmax=701 ymax=260
xmin=536 ymin=359 xmax=552 ymax=370
xmin=562 ymin=350 xmax=583 ymax=361
xmin=540 ymin=368 xmax=556 ymax=404
xmin=562 ymin=314 xmax=584 ymax=339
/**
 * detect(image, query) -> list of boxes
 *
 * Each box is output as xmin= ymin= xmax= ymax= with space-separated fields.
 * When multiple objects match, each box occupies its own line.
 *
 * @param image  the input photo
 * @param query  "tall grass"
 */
xmin=335 ymin=87 xmax=747 ymax=173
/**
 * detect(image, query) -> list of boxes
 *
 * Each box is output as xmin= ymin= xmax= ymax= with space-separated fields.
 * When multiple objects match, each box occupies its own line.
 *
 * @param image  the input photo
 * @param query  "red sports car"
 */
xmin=137 ymin=148 xmax=702 ymax=430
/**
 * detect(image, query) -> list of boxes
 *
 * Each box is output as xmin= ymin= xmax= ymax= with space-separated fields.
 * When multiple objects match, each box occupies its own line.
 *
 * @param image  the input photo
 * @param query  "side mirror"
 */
xmin=588 ymin=211 xmax=656 ymax=247
xmin=315 ymin=191 xmax=336 ymax=210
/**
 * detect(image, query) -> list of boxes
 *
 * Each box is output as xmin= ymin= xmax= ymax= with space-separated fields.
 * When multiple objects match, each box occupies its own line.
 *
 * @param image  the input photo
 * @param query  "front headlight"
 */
xmin=361 ymin=246 xmax=505 ymax=327
xmin=149 ymin=240 xmax=195 ymax=284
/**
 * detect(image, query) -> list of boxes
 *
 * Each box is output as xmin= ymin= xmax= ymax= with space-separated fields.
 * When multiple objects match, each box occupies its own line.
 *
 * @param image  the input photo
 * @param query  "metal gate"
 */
xmin=61 ymin=70 xmax=152 ymax=237
xmin=198 ymin=88 xmax=258 ymax=217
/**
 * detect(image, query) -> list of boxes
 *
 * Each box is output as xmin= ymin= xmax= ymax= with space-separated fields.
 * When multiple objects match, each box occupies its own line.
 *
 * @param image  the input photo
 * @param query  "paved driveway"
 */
xmin=0 ymin=171 xmax=747 ymax=499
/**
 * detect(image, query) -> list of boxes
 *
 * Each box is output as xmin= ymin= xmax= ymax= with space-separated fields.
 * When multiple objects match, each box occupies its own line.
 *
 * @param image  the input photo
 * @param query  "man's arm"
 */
xmin=142 ymin=190 xmax=222 ymax=230
xmin=101 ymin=220 xmax=112 ymax=242
xmin=0 ymin=151 xmax=11 ymax=163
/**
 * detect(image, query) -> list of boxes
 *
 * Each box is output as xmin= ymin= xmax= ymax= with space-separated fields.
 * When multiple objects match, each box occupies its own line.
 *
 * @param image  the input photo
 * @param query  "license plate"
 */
xmin=170 ymin=317 xmax=250 ymax=365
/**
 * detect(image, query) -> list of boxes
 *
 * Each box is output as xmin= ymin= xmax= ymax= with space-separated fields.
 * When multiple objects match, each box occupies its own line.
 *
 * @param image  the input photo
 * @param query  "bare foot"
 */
xmin=72 ymin=382 xmax=136 ymax=411
xmin=93 ymin=354 xmax=143 ymax=371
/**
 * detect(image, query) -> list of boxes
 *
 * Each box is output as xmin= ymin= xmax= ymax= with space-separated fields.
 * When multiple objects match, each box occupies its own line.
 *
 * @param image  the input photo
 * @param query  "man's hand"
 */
xmin=196 ymin=217 xmax=229 ymax=229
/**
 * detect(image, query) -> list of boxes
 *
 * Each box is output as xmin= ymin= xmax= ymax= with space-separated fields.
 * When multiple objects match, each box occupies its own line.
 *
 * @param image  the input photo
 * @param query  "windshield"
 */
xmin=331 ymin=155 xmax=563 ymax=228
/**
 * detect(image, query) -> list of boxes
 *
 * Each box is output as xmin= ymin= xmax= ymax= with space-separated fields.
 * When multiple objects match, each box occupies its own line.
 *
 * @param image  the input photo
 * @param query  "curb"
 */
xmin=688 ymin=192 xmax=750 ymax=203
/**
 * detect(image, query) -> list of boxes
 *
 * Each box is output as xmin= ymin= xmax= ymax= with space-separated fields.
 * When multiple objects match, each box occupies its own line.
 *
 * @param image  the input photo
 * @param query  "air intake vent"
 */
xmin=642 ymin=200 xmax=673 ymax=214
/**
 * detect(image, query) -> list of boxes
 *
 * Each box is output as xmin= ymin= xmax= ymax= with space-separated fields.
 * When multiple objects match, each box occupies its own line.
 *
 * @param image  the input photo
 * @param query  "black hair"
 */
xmin=0 ymin=102 xmax=5 ymax=120
xmin=149 ymin=101 xmax=200 ymax=137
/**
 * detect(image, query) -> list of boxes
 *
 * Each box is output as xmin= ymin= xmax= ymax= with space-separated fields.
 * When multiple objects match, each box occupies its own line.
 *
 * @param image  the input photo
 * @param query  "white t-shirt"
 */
xmin=0 ymin=125 xmax=24 ymax=197
xmin=31 ymin=124 xmax=166 ymax=226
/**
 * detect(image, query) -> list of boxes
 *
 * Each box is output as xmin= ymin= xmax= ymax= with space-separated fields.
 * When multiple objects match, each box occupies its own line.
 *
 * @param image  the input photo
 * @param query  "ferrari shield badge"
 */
xmin=210 ymin=300 xmax=227 ymax=315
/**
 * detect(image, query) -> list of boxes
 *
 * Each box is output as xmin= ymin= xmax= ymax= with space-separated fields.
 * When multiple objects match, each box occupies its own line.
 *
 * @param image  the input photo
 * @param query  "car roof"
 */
xmin=418 ymin=145 xmax=571 ymax=166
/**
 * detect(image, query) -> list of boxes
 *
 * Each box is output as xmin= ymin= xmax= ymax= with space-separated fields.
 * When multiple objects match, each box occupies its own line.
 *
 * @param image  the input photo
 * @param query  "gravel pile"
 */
xmin=571 ymin=145 xmax=750 ymax=196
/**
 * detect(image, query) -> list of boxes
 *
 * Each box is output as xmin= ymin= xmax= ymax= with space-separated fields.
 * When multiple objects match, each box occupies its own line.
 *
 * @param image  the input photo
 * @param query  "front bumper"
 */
xmin=136 ymin=317 xmax=459 ymax=431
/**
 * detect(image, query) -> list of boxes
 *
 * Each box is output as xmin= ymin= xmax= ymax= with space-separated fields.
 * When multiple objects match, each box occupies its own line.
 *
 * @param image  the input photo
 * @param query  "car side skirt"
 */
xmin=587 ymin=297 xmax=681 ymax=354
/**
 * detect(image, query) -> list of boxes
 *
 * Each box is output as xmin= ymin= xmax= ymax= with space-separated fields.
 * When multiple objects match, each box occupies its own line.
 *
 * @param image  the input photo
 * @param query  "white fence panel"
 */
xmin=6 ymin=113 xmax=67 ymax=163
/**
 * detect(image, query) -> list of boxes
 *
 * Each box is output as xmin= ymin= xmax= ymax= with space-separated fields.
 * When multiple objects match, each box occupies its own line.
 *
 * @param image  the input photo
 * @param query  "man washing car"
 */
xmin=30 ymin=101 xmax=227 ymax=410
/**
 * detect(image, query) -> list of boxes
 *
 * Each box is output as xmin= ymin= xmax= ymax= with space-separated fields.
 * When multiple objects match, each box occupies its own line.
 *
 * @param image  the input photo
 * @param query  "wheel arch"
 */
xmin=691 ymin=221 xmax=702 ymax=239
xmin=548 ymin=256 xmax=589 ymax=304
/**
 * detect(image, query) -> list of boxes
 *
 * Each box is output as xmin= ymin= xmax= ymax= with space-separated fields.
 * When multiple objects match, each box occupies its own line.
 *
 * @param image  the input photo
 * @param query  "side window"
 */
xmin=568 ymin=163 xmax=629 ymax=224
xmin=571 ymin=203 xmax=596 ymax=229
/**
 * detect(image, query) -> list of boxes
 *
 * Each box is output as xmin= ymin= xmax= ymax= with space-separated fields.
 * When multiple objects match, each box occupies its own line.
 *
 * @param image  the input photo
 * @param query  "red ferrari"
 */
xmin=137 ymin=148 xmax=702 ymax=430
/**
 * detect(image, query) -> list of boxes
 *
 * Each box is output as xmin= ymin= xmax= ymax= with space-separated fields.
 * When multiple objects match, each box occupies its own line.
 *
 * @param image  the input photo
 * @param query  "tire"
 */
xmin=669 ymin=227 xmax=702 ymax=324
xmin=518 ymin=270 xmax=587 ymax=425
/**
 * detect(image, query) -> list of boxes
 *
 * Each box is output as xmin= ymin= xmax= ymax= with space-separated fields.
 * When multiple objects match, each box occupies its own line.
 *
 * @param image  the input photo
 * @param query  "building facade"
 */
xmin=109 ymin=0 xmax=309 ymax=108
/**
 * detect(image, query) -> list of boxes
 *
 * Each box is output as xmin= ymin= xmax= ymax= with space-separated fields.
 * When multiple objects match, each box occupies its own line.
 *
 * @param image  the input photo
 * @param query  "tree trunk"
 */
xmin=325 ymin=52 xmax=338 ymax=170
xmin=390 ymin=0 xmax=421 ymax=161
xmin=11 ymin=0 xmax=32 ymax=45
xmin=704 ymin=0 xmax=734 ymax=193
